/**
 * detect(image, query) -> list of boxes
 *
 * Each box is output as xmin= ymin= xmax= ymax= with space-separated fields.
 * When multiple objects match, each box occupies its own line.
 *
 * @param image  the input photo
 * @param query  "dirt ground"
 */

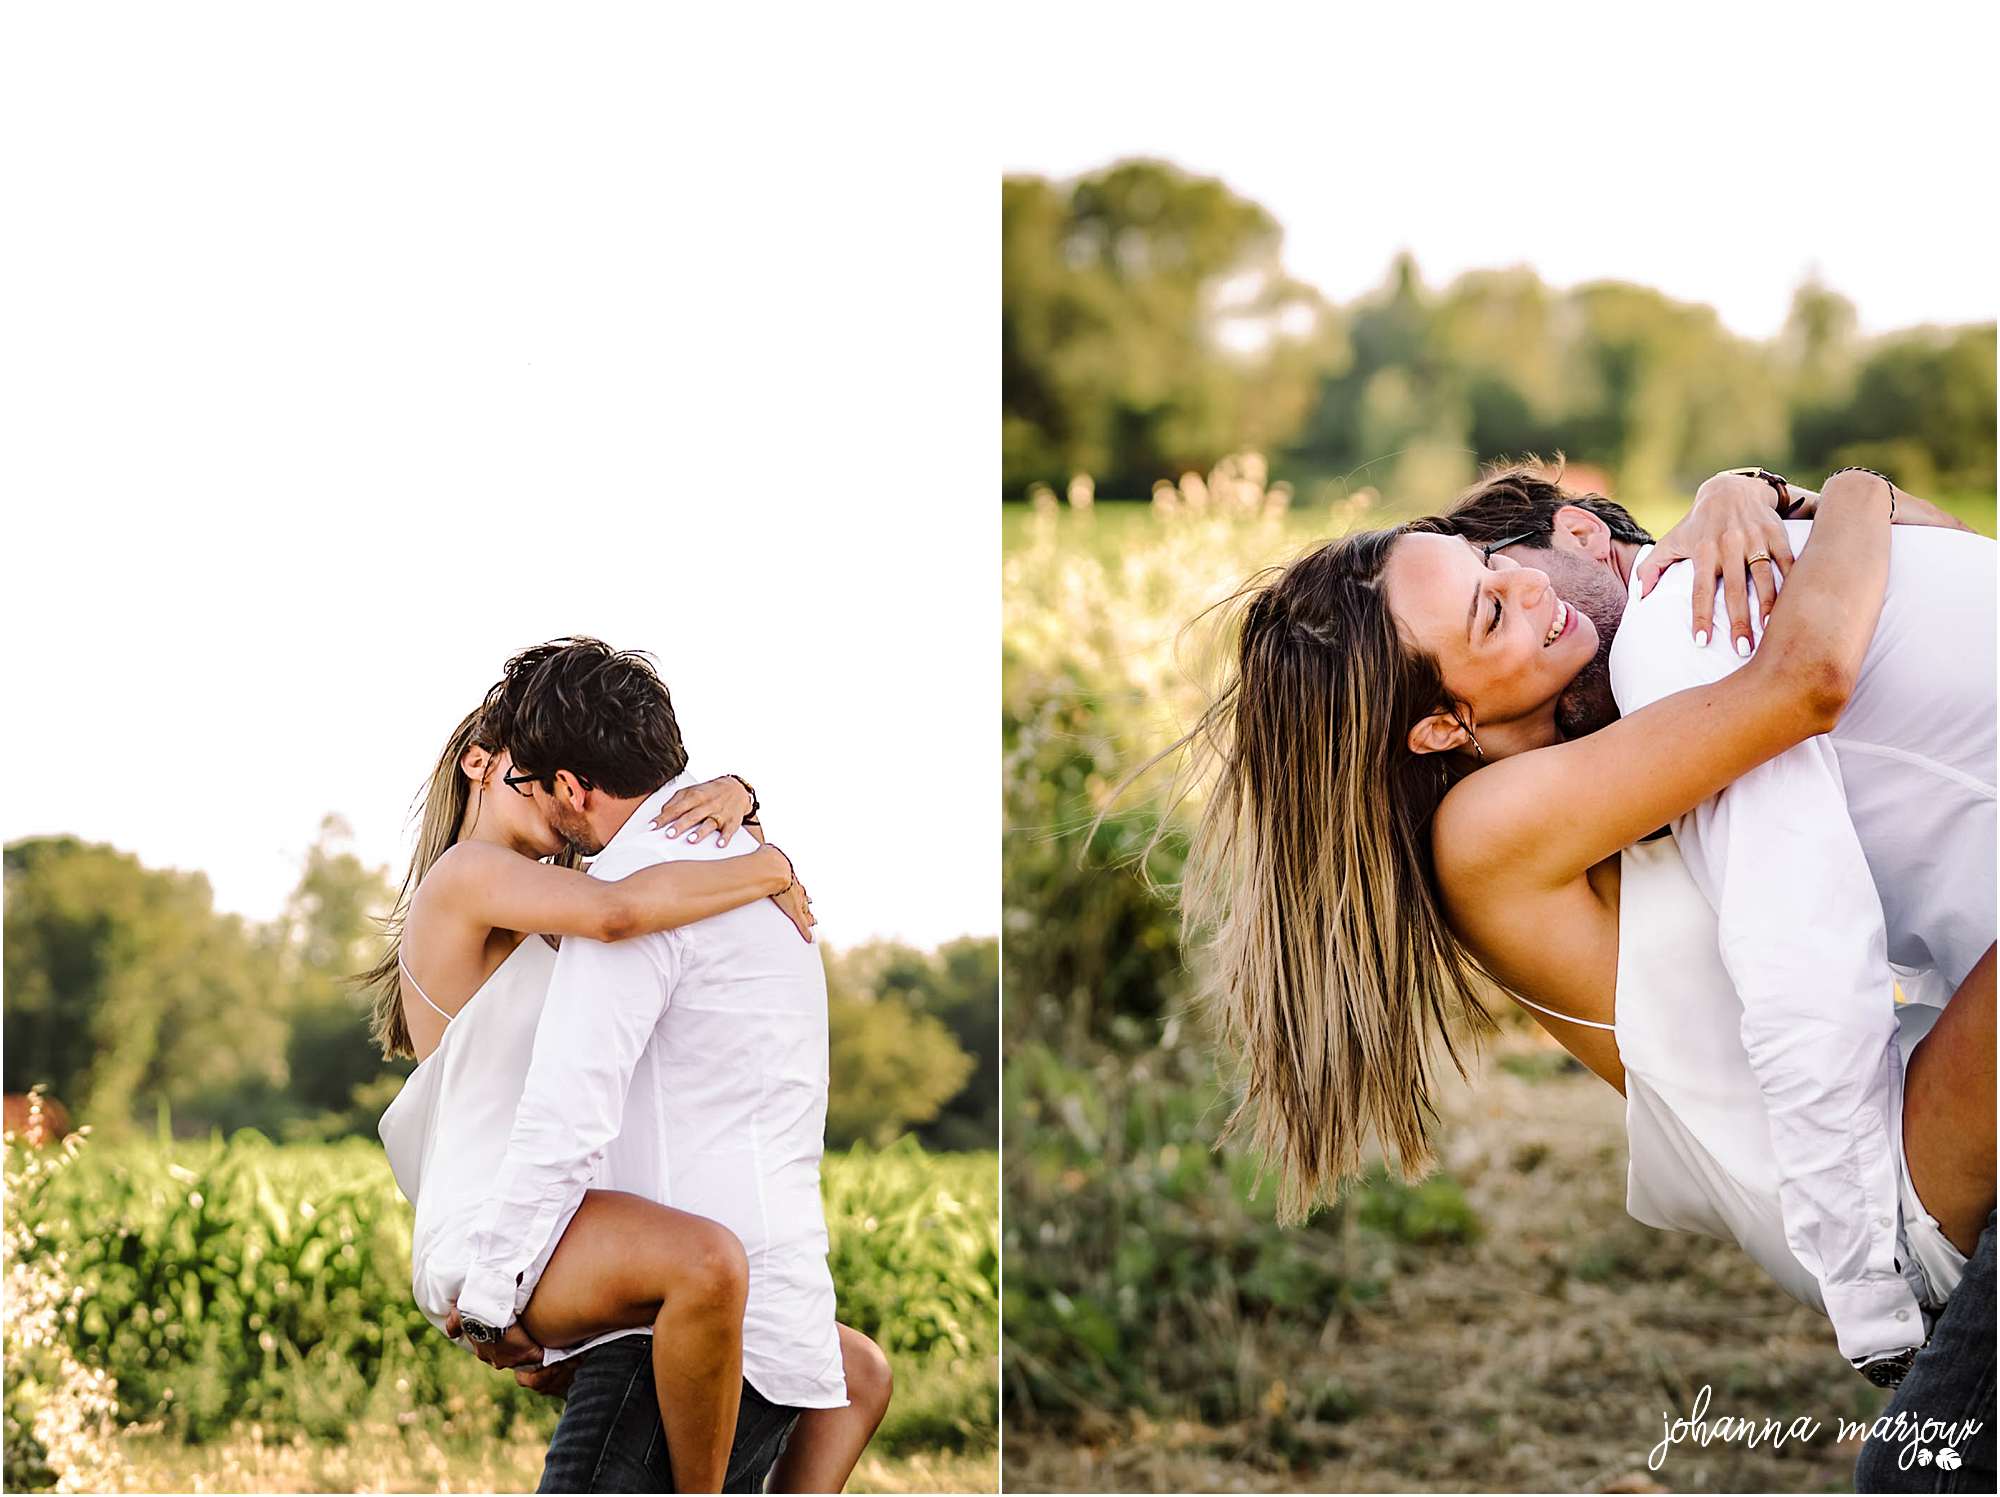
xmin=109 ymin=1427 xmax=996 ymax=1494
xmin=1004 ymin=1032 xmax=1905 ymax=1493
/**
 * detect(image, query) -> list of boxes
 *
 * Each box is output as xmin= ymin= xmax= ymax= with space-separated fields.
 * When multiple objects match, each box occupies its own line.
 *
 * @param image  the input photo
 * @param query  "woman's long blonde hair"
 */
xmin=1151 ymin=527 xmax=1498 ymax=1221
xmin=357 ymin=707 xmax=497 ymax=1059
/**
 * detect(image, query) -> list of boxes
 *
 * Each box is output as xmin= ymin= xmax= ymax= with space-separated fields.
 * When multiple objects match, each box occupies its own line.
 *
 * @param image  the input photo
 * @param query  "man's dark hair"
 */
xmin=1410 ymin=460 xmax=1654 ymax=550
xmin=482 ymin=637 xmax=687 ymax=798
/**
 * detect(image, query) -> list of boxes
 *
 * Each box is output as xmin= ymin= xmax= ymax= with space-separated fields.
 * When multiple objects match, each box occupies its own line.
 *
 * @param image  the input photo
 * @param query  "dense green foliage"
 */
xmin=3 ymin=839 xmax=293 ymax=1134
xmin=826 ymin=939 xmax=999 ymax=1151
xmin=4 ymin=823 xmax=419 ymax=1144
xmin=3 ymin=830 xmax=995 ymax=1152
xmin=1005 ymin=1039 xmax=1475 ymax=1429
xmin=1004 ymin=159 xmax=1997 ymax=502
xmin=6 ymin=1132 xmax=997 ymax=1450
xmin=1004 ymin=163 xmax=1331 ymax=500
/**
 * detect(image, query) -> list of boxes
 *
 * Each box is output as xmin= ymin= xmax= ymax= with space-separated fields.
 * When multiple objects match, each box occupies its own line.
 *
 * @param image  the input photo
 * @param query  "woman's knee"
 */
xmin=667 ymin=1219 xmax=748 ymax=1318
xmin=844 ymin=1330 xmax=893 ymax=1421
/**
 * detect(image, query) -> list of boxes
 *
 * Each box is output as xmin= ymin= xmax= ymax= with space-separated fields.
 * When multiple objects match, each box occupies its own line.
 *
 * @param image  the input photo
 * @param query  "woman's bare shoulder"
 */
xmin=416 ymin=840 xmax=520 ymax=903
xmin=1430 ymin=752 xmax=1553 ymax=887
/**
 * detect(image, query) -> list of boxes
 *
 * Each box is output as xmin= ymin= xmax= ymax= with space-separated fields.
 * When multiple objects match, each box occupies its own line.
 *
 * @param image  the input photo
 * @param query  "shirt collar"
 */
xmin=1623 ymin=544 xmax=1655 ymax=618
xmin=589 ymin=774 xmax=693 ymax=863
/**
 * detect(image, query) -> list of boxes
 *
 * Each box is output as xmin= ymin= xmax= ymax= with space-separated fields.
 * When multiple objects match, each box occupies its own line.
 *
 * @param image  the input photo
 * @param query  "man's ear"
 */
xmin=1550 ymin=504 xmax=1612 ymax=561
xmin=552 ymin=768 xmax=589 ymax=807
xmin=1407 ymin=707 xmax=1471 ymax=758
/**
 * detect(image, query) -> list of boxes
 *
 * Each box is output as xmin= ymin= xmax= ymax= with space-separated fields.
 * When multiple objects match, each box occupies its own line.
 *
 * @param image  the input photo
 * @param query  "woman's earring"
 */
xmin=1453 ymin=710 xmax=1484 ymax=762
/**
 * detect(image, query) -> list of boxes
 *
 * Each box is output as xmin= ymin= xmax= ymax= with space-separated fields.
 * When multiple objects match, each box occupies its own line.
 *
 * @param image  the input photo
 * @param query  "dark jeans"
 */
xmin=538 ymin=1334 xmax=801 ymax=1493
xmin=1856 ymin=1211 xmax=1997 ymax=1492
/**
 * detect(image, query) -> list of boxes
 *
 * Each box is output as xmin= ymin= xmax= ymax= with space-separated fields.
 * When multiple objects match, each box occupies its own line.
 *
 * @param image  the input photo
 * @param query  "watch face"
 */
xmin=1861 ymin=1351 xmax=1915 ymax=1388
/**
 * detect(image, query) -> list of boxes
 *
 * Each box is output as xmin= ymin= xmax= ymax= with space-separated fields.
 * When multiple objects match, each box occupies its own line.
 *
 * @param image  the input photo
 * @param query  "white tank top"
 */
xmin=377 ymin=936 xmax=572 ymax=1343
xmin=1612 ymin=835 xmax=1939 ymax=1313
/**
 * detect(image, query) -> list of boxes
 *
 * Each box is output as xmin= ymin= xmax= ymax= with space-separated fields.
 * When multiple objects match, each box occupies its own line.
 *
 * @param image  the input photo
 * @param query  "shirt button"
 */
xmin=1878 ymin=1215 xmax=1893 ymax=1228
xmin=1895 ymin=1309 xmax=1911 ymax=1322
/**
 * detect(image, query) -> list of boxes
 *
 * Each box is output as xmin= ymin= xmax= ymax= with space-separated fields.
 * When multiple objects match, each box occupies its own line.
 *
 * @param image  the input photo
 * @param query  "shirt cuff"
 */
xmin=455 ymin=1267 xmax=521 ymax=1332
xmin=1822 ymin=1272 xmax=1924 ymax=1364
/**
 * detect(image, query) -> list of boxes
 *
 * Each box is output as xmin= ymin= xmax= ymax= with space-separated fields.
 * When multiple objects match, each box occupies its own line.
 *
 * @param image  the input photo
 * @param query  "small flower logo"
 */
xmin=1937 ymin=1447 xmax=1962 ymax=1472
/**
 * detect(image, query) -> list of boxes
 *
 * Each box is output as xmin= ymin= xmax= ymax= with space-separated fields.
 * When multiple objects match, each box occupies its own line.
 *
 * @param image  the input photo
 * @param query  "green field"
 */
xmin=4 ymin=1132 xmax=997 ymax=1493
xmin=1002 ymin=484 xmax=1997 ymax=559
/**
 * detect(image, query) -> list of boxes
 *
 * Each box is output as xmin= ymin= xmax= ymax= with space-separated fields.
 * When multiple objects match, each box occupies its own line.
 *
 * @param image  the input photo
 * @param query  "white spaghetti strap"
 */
xmin=398 ymin=951 xmax=455 ymax=1025
xmin=1512 ymin=992 xmax=1618 ymax=1033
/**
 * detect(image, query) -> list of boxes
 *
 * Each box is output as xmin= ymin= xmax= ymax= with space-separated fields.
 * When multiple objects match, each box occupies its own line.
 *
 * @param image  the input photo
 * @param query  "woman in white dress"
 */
xmin=364 ymin=707 xmax=891 ymax=1493
xmin=1159 ymin=463 xmax=1993 ymax=1338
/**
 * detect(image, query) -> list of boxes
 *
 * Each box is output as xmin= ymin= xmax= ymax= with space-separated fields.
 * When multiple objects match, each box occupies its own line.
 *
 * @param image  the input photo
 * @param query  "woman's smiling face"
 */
xmin=1381 ymin=530 xmax=1600 ymax=743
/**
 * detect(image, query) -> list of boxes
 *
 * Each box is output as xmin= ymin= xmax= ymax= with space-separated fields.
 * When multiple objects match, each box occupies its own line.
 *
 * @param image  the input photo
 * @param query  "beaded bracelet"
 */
xmin=724 ymin=774 xmax=761 ymax=824
xmin=766 ymin=843 xmax=797 ymax=893
xmin=1825 ymin=466 xmax=1897 ymax=522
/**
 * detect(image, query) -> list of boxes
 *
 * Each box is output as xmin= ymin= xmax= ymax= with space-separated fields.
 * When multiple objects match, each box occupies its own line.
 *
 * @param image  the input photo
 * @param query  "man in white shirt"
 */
xmin=451 ymin=638 xmax=846 ymax=1492
xmin=1430 ymin=468 xmax=1995 ymax=1392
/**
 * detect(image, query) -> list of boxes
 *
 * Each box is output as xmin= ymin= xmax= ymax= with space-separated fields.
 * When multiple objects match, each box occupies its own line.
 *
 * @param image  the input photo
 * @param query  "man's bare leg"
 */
xmin=1903 ymin=942 xmax=1996 ymax=1256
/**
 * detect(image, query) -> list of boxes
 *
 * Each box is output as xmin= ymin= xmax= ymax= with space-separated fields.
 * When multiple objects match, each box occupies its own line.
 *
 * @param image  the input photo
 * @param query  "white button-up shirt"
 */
xmin=1609 ymin=520 xmax=1995 ymax=1364
xmin=455 ymin=778 xmax=848 ymax=1409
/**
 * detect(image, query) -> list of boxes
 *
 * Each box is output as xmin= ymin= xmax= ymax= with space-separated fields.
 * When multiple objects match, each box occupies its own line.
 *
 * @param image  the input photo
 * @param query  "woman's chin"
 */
xmin=1562 ymin=614 xmax=1601 ymax=670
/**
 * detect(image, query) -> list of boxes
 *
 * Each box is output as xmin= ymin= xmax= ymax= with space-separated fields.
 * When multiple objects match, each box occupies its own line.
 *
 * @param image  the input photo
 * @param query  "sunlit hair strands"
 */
xmin=357 ymin=708 xmax=494 ymax=1059
xmin=1134 ymin=528 xmax=1498 ymax=1222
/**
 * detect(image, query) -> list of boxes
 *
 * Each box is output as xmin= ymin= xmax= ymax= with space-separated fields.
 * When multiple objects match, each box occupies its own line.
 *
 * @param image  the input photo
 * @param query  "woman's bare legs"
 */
xmin=770 ymin=1324 xmax=893 ymax=1494
xmin=1903 ymin=942 xmax=1996 ymax=1256
xmin=516 ymin=1189 xmax=748 ymax=1493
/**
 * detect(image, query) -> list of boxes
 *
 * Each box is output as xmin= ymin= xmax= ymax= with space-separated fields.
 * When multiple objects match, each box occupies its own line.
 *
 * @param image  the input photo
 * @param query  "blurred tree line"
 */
xmin=3 ymin=827 xmax=996 ymax=1152
xmin=1004 ymin=159 xmax=1996 ymax=504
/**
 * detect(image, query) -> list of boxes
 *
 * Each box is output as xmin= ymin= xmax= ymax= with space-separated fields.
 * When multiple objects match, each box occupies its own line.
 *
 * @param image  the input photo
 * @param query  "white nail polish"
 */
xmin=1735 ymin=636 xmax=1751 ymax=658
xmin=1695 ymin=630 xmax=1708 ymax=648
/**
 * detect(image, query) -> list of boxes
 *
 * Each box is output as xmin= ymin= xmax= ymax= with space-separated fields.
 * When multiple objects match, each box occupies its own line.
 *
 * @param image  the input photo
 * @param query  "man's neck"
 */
xmin=585 ymin=790 xmax=658 ymax=855
xmin=1610 ymin=538 xmax=1641 ymax=591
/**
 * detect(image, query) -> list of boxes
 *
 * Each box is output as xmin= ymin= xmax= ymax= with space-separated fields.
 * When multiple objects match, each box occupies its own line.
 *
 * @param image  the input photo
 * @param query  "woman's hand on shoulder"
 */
xmin=764 ymin=846 xmax=815 ymax=943
xmin=653 ymin=775 xmax=755 ymax=847
xmin=1634 ymin=471 xmax=1796 ymax=654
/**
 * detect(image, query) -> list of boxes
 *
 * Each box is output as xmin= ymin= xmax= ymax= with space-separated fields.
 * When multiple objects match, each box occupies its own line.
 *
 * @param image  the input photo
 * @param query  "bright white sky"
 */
xmin=1003 ymin=4 xmax=1997 ymax=340
xmin=2 ymin=5 xmax=1989 ymax=946
xmin=2 ymin=5 xmax=996 ymax=948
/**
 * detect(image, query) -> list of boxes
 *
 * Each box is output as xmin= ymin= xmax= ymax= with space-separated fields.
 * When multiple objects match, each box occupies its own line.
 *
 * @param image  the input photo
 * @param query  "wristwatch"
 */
xmin=458 ymin=1314 xmax=507 ymax=1347
xmin=1724 ymin=467 xmax=1803 ymax=518
xmin=1854 ymin=1346 xmax=1918 ymax=1388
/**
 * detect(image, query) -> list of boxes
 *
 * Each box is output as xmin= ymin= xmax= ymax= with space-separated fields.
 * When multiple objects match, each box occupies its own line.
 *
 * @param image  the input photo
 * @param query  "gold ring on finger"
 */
xmin=1746 ymin=551 xmax=1771 ymax=566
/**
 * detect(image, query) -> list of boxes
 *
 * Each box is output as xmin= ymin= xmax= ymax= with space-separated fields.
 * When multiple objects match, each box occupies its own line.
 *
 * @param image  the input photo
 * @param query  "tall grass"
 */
xmin=4 ymin=1128 xmax=996 ymax=1490
xmin=1002 ymin=458 xmax=1486 ymax=1447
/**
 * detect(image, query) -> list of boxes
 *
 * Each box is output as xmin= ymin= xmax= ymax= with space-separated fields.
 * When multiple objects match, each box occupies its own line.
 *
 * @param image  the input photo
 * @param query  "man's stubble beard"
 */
xmin=1547 ymin=558 xmax=1632 ymax=741
xmin=547 ymin=800 xmax=606 ymax=857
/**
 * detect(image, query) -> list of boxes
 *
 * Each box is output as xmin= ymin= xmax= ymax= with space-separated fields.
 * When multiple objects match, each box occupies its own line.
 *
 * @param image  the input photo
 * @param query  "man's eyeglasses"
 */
xmin=1479 ymin=530 xmax=1538 ymax=562
xmin=500 ymin=766 xmax=594 ymax=799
